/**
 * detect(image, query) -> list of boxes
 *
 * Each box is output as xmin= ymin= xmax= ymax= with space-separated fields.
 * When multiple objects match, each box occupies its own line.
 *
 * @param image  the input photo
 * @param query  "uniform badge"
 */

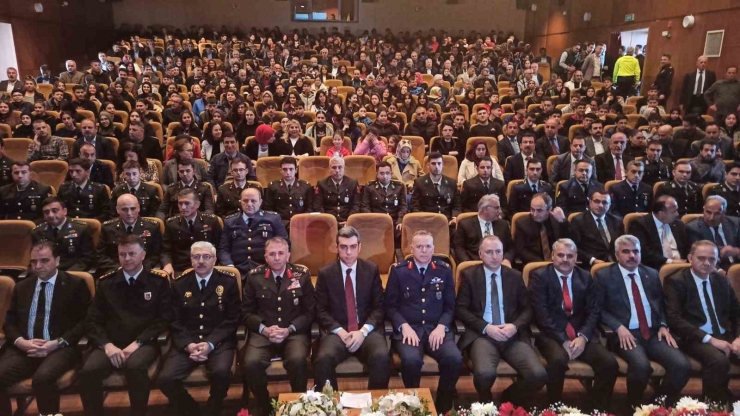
xmin=299 ymin=199 xmax=304 ymax=207
xmin=287 ymin=280 xmax=301 ymax=290
xmin=216 ymin=285 xmax=224 ymax=296
xmin=436 ymin=292 xmax=442 ymax=300
xmin=446 ymin=196 xmax=451 ymax=204
xmin=294 ymin=298 xmax=299 ymax=305
xmin=141 ymin=230 xmax=151 ymax=237
xmin=344 ymin=196 xmax=349 ymax=203
xmin=185 ymin=291 xmax=192 ymax=298
xmin=144 ymin=292 xmax=152 ymax=301
xmin=394 ymin=199 xmax=398 ymax=206
xmin=218 ymin=304 xmax=224 ymax=311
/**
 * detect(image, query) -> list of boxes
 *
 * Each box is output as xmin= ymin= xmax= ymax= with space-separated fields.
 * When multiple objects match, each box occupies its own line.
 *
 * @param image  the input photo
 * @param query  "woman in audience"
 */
xmin=12 ymin=111 xmax=34 ymax=138
xmin=354 ymin=126 xmax=387 ymax=163
xmin=97 ymin=111 xmax=123 ymax=139
xmin=172 ymin=109 xmax=203 ymax=140
xmin=371 ymin=109 xmax=400 ymax=139
xmin=233 ymin=107 xmax=262 ymax=146
xmin=385 ymin=138 xmax=423 ymax=191
xmin=0 ymin=102 xmax=18 ymax=131
xmin=326 ymin=132 xmax=351 ymax=158
xmin=721 ymin=112 xmax=740 ymax=146
xmin=667 ymin=108 xmax=683 ymax=128
xmin=22 ymin=77 xmax=45 ymax=104
xmin=311 ymin=90 xmax=330 ymax=115
xmin=457 ymin=139 xmax=503 ymax=186
xmin=337 ymin=65 xmax=352 ymax=86
xmin=114 ymin=81 xmax=136 ymax=109
xmin=201 ymin=121 xmax=230 ymax=162
xmin=243 ymin=123 xmax=288 ymax=161
xmin=221 ymin=89 xmax=241 ymax=116
xmin=161 ymin=137 xmax=208 ymax=187
xmin=55 ymin=110 xmax=80 ymax=138
xmin=283 ymin=119 xmax=314 ymax=157
xmin=117 ymin=142 xmax=160 ymax=184
xmin=86 ymin=82 xmax=105 ymax=103
xmin=365 ymin=93 xmax=386 ymax=114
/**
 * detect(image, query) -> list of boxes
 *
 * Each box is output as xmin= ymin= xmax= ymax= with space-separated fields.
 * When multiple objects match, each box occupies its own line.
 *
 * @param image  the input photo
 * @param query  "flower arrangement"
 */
xmin=273 ymin=389 xmax=344 ymax=416
xmin=361 ymin=390 xmax=431 ymax=416
xmin=446 ymin=402 xmax=610 ymax=416
xmin=632 ymin=397 xmax=730 ymax=416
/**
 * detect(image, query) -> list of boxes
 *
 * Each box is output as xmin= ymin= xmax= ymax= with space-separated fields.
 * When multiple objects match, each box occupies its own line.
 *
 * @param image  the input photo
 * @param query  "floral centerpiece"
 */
xmin=446 ymin=402 xmax=610 ymax=416
xmin=361 ymin=390 xmax=431 ymax=416
xmin=446 ymin=402 xmax=499 ymax=416
xmin=633 ymin=397 xmax=731 ymax=416
xmin=273 ymin=389 xmax=344 ymax=416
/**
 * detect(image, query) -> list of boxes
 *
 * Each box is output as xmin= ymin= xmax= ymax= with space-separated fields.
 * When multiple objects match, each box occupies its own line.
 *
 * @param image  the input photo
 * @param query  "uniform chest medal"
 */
xmin=446 ymin=195 xmax=451 ymax=204
xmin=216 ymin=285 xmax=225 ymax=311
xmin=144 ymin=292 xmax=152 ymax=301
xmin=404 ymin=286 xmax=410 ymax=299
xmin=262 ymin=225 xmax=268 ymax=238
xmin=394 ymin=199 xmax=398 ymax=206
xmin=344 ymin=196 xmax=349 ymax=203
xmin=299 ymin=198 xmax=304 ymax=207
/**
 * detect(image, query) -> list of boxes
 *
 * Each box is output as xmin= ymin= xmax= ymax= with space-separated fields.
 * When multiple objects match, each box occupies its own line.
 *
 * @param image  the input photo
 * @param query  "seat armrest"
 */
xmin=77 ymin=336 xmax=89 ymax=348
xmin=530 ymin=324 xmax=541 ymax=336
xmin=237 ymin=325 xmax=247 ymax=341
xmin=311 ymin=322 xmax=320 ymax=339
xmin=454 ymin=320 xmax=466 ymax=335
xmin=384 ymin=320 xmax=393 ymax=337
xmin=157 ymin=331 xmax=170 ymax=345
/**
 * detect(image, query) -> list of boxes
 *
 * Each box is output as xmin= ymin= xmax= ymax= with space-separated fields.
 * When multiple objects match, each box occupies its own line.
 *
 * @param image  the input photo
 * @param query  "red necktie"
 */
xmin=345 ymin=269 xmax=358 ymax=331
xmin=550 ymin=139 xmax=559 ymax=155
xmin=561 ymin=275 xmax=576 ymax=340
xmin=615 ymin=155 xmax=622 ymax=180
xmin=629 ymin=273 xmax=651 ymax=340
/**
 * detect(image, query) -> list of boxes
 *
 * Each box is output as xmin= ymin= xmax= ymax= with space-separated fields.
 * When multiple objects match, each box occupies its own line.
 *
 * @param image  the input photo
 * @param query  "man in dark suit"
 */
xmin=595 ymin=132 xmax=633 ymax=183
xmin=556 ymin=160 xmax=606 ymax=216
xmin=535 ymin=119 xmax=569 ymax=162
xmin=610 ymin=160 xmax=653 ymax=217
xmin=642 ymin=140 xmax=673 ymax=186
xmin=0 ymin=241 xmax=92 ymax=416
xmin=680 ymin=55 xmax=716 ymax=116
xmin=549 ymin=136 xmax=596 ymax=185
xmin=504 ymin=132 xmax=542 ymax=183
xmin=584 ymin=120 xmax=610 ymax=158
xmin=515 ymin=193 xmax=569 ymax=264
xmin=664 ymin=240 xmax=740 ymax=405
xmin=460 ymin=156 xmax=507 ymax=213
xmin=529 ymin=239 xmax=619 ymax=409
xmin=0 ymin=161 xmax=53 ymax=222
xmin=72 ymin=119 xmax=117 ymax=161
xmin=242 ymin=237 xmax=315 ymax=416
xmin=686 ymin=195 xmax=740 ymax=271
xmin=508 ymin=159 xmax=553 ymax=214
xmin=594 ymin=235 xmax=690 ymax=407
xmin=77 ymin=142 xmax=114 ymax=188
xmin=456 ymin=236 xmax=547 ymax=404
xmin=385 ymin=231 xmax=462 ymax=413
xmin=313 ymin=157 xmax=361 ymax=226
xmin=80 ymin=235 xmax=173 ymax=416
xmin=628 ymin=196 xmax=689 ymax=270
xmin=313 ymin=226 xmax=390 ymax=390
xmin=498 ymin=120 xmax=521 ymax=163
xmin=453 ymin=195 xmax=513 ymax=263
xmin=657 ymin=125 xmax=691 ymax=162
xmin=31 ymin=198 xmax=97 ymax=272
xmin=206 ymin=133 xmax=256 ymax=189
xmin=654 ymin=160 xmax=703 ymax=216
xmin=570 ymin=191 xmax=624 ymax=265
xmin=158 ymin=241 xmax=240 ymax=416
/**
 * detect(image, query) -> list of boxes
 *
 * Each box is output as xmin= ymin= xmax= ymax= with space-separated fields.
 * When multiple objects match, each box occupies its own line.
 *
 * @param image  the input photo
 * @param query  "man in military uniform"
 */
xmin=642 ymin=140 xmax=673 ymax=186
xmin=219 ymin=187 xmax=287 ymax=278
xmin=0 ymin=161 xmax=52 ymax=221
xmin=263 ymin=157 xmax=313 ymax=229
xmin=360 ymin=161 xmax=407 ymax=240
xmin=706 ymin=163 xmax=740 ymax=217
xmin=609 ymin=160 xmax=653 ymax=217
xmin=31 ymin=197 xmax=96 ymax=271
xmin=241 ymin=237 xmax=315 ymax=416
xmin=654 ymin=160 xmax=703 ymax=216
xmin=460 ymin=156 xmax=507 ymax=215
xmin=158 ymin=160 xmax=215 ymax=220
xmin=57 ymin=158 xmax=111 ymax=222
xmin=99 ymin=194 xmax=162 ymax=273
xmin=158 ymin=241 xmax=240 ymax=416
xmin=0 ymin=137 xmax=14 ymax=188
xmin=216 ymin=156 xmax=262 ymax=217
xmin=80 ymin=234 xmax=172 ymax=416
xmin=110 ymin=161 xmax=161 ymax=218
xmin=410 ymin=152 xmax=461 ymax=226
xmin=385 ymin=230 xmax=461 ymax=413
xmin=162 ymin=188 xmax=222 ymax=277
xmin=508 ymin=159 xmax=553 ymax=214
xmin=556 ymin=159 xmax=606 ymax=216
xmin=312 ymin=156 xmax=361 ymax=226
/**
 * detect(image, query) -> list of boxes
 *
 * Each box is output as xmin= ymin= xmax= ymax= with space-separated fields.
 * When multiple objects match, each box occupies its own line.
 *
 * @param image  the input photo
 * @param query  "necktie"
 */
xmin=52 ymin=227 xmax=58 ymax=239
xmin=550 ymin=138 xmax=559 ymax=155
xmin=596 ymin=218 xmax=610 ymax=246
xmin=345 ymin=269 xmax=358 ymax=331
xmin=287 ymin=183 xmax=292 ymax=192
xmin=484 ymin=222 xmax=492 ymax=237
xmin=33 ymin=282 xmax=48 ymax=339
xmin=540 ymin=223 xmax=551 ymax=259
xmin=531 ymin=184 xmax=538 ymax=193
xmin=247 ymin=217 xmax=252 ymax=228
xmin=126 ymin=225 xmax=133 ymax=234
xmin=490 ymin=273 xmax=501 ymax=325
xmin=419 ymin=267 xmax=425 ymax=276
xmin=632 ymin=184 xmax=637 ymax=194
xmin=435 ymin=183 xmax=441 ymax=194
xmin=483 ymin=181 xmax=489 ymax=194
xmin=582 ymin=183 xmax=589 ymax=195
xmin=615 ymin=155 xmax=622 ymax=180
xmin=511 ymin=138 xmax=520 ymax=154
xmin=697 ymin=71 xmax=704 ymax=95
xmin=129 ymin=277 xmax=135 ymax=286
xmin=713 ymin=226 xmax=725 ymax=247
xmin=702 ymin=280 xmax=721 ymax=335
xmin=561 ymin=276 xmax=577 ymax=340
xmin=275 ymin=274 xmax=282 ymax=289
xmin=200 ymin=278 xmax=207 ymax=293
xmin=661 ymin=223 xmax=674 ymax=259
xmin=76 ymin=186 xmax=82 ymax=198
xmin=188 ymin=220 xmax=194 ymax=233
xmin=628 ymin=273 xmax=651 ymax=340
xmin=128 ymin=187 xmax=134 ymax=194
xmin=335 ymin=182 xmax=340 ymax=192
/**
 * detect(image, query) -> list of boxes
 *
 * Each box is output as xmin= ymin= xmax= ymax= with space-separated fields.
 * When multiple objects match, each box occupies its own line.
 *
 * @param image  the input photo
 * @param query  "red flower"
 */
xmin=541 ymin=410 xmax=557 ymax=416
xmin=513 ymin=406 xmax=530 ymax=416
xmin=499 ymin=402 xmax=515 ymax=416
xmin=237 ymin=409 xmax=250 ymax=416
xmin=649 ymin=408 xmax=671 ymax=416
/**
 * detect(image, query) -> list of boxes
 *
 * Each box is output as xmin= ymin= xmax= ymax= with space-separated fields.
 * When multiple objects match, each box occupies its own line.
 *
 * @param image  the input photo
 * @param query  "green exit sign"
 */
xmin=625 ymin=14 xmax=635 ymax=22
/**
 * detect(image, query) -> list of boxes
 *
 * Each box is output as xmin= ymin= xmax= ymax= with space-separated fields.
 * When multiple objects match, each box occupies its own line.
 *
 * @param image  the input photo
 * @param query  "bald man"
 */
xmin=680 ymin=55 xmax=716 ymax=115
xmin=99 ymin=194 xmax=162 ymax=273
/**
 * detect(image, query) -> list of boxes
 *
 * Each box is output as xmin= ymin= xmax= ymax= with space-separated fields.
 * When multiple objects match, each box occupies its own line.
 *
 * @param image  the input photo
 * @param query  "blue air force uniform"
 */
xmin=217 ymin=210 xmax=288 ymax=278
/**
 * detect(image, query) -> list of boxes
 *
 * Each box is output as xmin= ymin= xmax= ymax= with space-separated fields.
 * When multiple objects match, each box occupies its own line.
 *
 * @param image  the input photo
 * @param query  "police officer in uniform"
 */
xmin=0 ymin=137 xmax=13 ymax=187
xmin=642 ymin=140 xmax=673 ymax=186
xmin=556 ymin=160 xmax=606 ymax=216
xmin=215 ymin=156 xmax=262 ymax=217
xmin=219 ymin=187 xmax=288 ymax=278
xmin=654 ymin=160 xmax=703 ymax=216
xmin=99 ymin=194 xmax=162 ymax=273
xmin=241 ymin=237 xmax=316 ymax=416
xmin=57 ymin=158 xmax=112 ymax=222
xmin=80 ymin=234 xmax=172 ymax=416
xmin=263 ymin=157 xmax=313 ymax=229
xmin=110 ymin=160 xmax=161 ymax=218
xmin=31 ymin=197 xmax=97 ymax=271
xmin=508 ymin=159 xmax=553 ymax=214
xmin=360 ymin=161 xmax=407 ymax=241
xmin=609 ymin=160 xmax=653 ymax=217
xmin=0 ymin=161 xmax=52 ymax=221
xmin=706 ymin=163 xmax=740 ymax=217
xmin=162 ymin=188 xmax=223 ymax=278
xmin=410 ymin=152 xmax=461 ymax=224
xmin=385 ymin=230 xmax=462 ymax=413
xmin=157 ymin=159 xmax=215 ymax=220
xmin=158 ymin=241 xmax=240 ymax=416
xmin=312 ymin=156 xmax=361 ymax=225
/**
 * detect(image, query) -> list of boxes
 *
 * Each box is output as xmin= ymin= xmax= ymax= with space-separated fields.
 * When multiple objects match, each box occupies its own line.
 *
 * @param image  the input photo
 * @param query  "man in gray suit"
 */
xmin=584 ymin=120 xmax=610 ymax=158
xmin=686 ymin=195 xmax=740 ymax=271
xmin=549 ymin=136 xmax=595 ymax=185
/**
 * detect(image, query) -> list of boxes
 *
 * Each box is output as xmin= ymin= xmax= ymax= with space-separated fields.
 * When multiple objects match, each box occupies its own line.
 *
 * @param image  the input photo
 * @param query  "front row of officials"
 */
xmin=1 ymin=228 xmax=740 ymax=416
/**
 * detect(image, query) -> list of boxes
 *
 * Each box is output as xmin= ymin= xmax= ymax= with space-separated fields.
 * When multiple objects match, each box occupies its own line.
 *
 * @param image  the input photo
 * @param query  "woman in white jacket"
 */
xmin=457 ymin=138 xmax=503 ymax=186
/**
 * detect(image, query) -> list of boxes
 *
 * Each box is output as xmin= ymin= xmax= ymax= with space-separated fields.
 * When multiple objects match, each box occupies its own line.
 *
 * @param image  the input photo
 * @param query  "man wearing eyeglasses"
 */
xmin=207 ymin=132 xmax=255 ymax=189
xmin=158 ymin=241 xmax=240 ymax=416
xmin=216 ymin=157 xmax=262 ymax=217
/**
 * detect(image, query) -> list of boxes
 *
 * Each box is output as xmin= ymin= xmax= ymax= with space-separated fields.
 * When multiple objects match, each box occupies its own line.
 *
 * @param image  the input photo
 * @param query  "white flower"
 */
xmin=482 ymin=403 xmax=498 ymax=416
xmin=675 ymin=397 xmax=708 ymax=412
xmin=633 ymin=404 xmax=659 ymax=416
xmin=733 ymin=401 xmax=740 ymax=416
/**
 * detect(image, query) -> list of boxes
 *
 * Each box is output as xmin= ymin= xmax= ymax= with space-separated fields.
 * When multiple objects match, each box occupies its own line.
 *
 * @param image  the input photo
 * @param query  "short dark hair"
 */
xmin=280 ymin=156 xmax=298 ymax=168
xmin=336 ymin=226 xmax=361 ymax=245
xmin=41 ymin=196 xmax=65 ymax=209
xmin=475 ymin=156 xmax=493 ymax=168
xmin=653 ymin=195 xmax=674 ymax=214
xmin=32 ymin=240 xmax=60 ymax=258
xmin=427 ymin=151 xmax=443 ymax=161
xmin=377 ymin=161 xmax=391 ymax=170
xmin=68 ymin=157 xmax=91 ymax=170
xmin=118 ymin=234 xmax=146 ymax=250
xmin=177 ymin=159 xmax=194 ymax=168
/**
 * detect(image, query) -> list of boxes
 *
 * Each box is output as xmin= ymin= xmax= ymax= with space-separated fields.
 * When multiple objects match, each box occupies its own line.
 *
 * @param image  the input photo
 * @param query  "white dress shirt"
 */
xmin=336 ymin=261 xmax=374 ymax=334
xmin=618 ymin=265 xmax=653 ymax=330
xmin=691 ymin=271 xmax=725 ymax=343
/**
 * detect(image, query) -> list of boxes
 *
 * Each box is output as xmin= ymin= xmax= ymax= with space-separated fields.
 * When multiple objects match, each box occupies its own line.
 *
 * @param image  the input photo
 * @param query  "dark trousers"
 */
xmin=158 ymin=346 xmax=235 ymax=416
xmin=243 ymin=335 xmax=310 ymax=416
xmin=393 ymin=332 xmax=462 ymax=413
xmin=468 ymin=337 xmax=547 ymax=405
xmin=79 ymin=344 xmax=159 ymax=416
xmin=537 ymin=336 xmax=618 ymax=410
xmin=681 ymin=335 xmax=740 ymax=404
xmin=610 ymin=329 xmax=690 ymax=407
xmin=0 ymin=345 xmax=80 ymax=415
xmin=686 ymin=95 xmax=709 ymax=116
xmin=314 ymin=331 xmax=390 ymax=390
xmin=616 ymin=76 xmax=636 ymax=99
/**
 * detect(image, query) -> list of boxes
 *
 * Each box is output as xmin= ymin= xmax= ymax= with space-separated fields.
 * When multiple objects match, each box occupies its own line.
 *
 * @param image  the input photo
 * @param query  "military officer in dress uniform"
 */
xmin=410 ymin=152 xmax=461 ymax=225
xmin=157 ymin=159 xmax=215 ymax=220
xmin=158 ymin=241 xmax=240 ymax=416
xmin=360 ymin=161 xmax=407 ymax=242
xmin=99 ymin=194 xmax=162 ymax=273
xmin=110 ymin=160 xmax=161 ymax=218
xmin=162 ymin=188 xmax=223 ymax=278
xmin=0 ymin=161 xmax=52 ymax=221
xmin=508 ymin=159 xmax=554 ymax=214
xmin=0 ymin=137 xmax=13 ymax=187
xmin=706 ymin=163 xmax=740 ymax=217
xmin=31 ymin=197 xmax=96 ymax=271
xmin=215 ymin=156 xmax=262 ymax=217
xmin=556 ymin=159 xmax=606 ymax=216
xmin=263 ymin=157 xmax=313 ymax=229
xmin=79 ymin=234 xmax=172 ymax=416
xmin=654 ymin=160 xmax=703 ymax=216
xmin=609 ymin=160 xmax=653 ymax=217
xmin=241 ymin=237 xmax=315 ymax=416
xmin=219 ymin=187 xmax=288 ymax=278
xmin=57 ymin=158 xmax=111 ymax=222
xmin=312 ymin=156 xmax=361 ymax=226
xmin=385 ymin=230 xmax=462 ymax=413
xmin=642 ymin=140 xmax=673 ymax=186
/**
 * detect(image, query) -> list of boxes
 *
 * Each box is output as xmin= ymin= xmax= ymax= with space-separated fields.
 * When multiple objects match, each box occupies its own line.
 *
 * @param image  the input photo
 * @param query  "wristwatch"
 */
xmin=360 ymin=328 xmax=369 ymax=337
xmin=56 ymin=338 xmax=69 ymax=348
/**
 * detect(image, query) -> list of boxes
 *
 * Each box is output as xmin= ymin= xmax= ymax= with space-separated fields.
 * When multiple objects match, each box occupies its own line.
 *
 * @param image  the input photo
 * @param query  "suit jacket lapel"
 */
xmin=612 ymin=266 xmax=631 ymax=311
xmin=48 ymin=272 xmax=68 ymax=331
xmin=333 ymin=262 xmax=347 ymax=315
xmin=475 ymin=265 xmax=487 ymax=312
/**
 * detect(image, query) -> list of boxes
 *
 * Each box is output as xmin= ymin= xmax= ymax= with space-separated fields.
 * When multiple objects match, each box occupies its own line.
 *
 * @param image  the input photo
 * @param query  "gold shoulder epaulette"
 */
xmin=150 ymin=269 xmax=170 ymax=280
xmin=99 ymin=268 xmax=121 ymax=280
xmin=103 ymin=218 xmax=118 ymax=225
